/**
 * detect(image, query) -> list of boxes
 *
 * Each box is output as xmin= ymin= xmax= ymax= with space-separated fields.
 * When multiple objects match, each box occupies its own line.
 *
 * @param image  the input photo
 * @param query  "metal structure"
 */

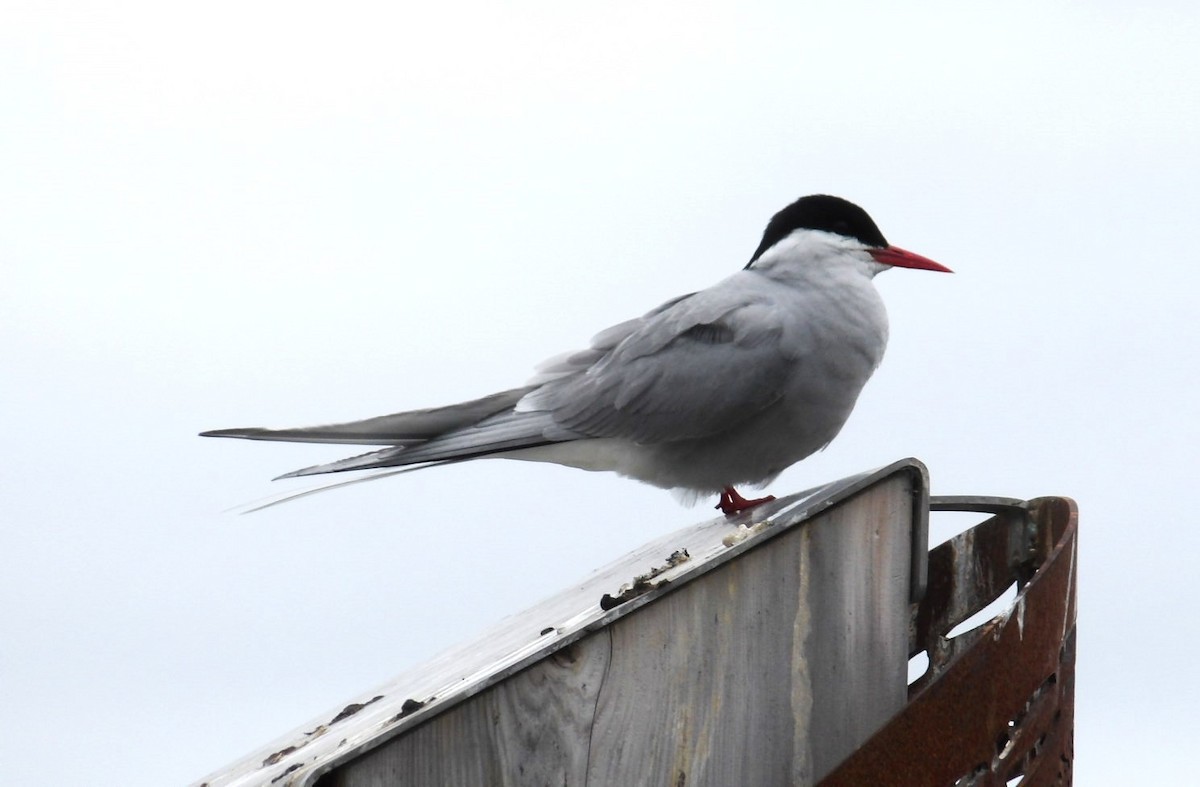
xmin=820 ymin=495 xmax=1077 ymax=786
xmin=192 ymin=460 xmax=1076 ymax=787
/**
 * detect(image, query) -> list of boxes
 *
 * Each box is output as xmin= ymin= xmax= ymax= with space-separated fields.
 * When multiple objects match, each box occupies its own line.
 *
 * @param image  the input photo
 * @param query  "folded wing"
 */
xmin=204 ymin=272 xmax=796 ymax=481
xmin=201 ymin=388 xmax=532 ymax=445
xmin=527 ymin=278 xmax=793 ymax=443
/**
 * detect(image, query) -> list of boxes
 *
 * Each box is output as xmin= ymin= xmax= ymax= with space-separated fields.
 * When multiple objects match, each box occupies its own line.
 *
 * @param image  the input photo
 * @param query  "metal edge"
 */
xmin=907 ymin=462 xmax=930 ymax=603
xmin=929 ymin=495 xmax=1039 ymax=585
xmin=818 ymin=495 xmax=1078 ymax=786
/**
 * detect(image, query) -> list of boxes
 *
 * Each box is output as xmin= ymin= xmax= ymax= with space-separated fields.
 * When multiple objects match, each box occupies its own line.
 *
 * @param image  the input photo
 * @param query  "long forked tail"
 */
xmin=232 ymin=463 xmax=456 ymax=513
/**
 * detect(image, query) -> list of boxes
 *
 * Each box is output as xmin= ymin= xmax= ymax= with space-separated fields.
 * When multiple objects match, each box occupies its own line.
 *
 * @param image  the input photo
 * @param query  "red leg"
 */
xmin=715 ymin=486 xmax=776 ymax=516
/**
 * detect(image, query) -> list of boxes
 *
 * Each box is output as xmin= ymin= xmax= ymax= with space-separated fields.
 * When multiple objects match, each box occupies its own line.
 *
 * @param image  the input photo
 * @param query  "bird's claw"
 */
xmin=716 ymin=487 xmax=776 ymax=516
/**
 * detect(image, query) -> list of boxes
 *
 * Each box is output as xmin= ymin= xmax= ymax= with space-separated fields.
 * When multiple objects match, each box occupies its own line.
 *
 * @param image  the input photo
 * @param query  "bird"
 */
xmin=202 ymin=194 xmax=950 ymax=515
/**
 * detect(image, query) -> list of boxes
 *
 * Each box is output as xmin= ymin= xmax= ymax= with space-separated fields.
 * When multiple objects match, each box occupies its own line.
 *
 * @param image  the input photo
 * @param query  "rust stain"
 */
xmin=821 ymin=496 xmax=1077 ymax=786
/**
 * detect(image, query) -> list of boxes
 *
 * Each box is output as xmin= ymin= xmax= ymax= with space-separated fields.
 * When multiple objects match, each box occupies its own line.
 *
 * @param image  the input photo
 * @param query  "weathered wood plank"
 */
xmin=584 ymin=474 xmax=912 ymax=786
xmin=802 ymin=475 xmax=913 ymax=780
xmin=190 ymin=460 xmax=928 ymax=787
xmin=327 ymin=473 xmax=914 ymax=786
xmin=585 ymin=529 xmax=808 ymax=787
xmin=328 ymin=634 xmax=611 ymax=787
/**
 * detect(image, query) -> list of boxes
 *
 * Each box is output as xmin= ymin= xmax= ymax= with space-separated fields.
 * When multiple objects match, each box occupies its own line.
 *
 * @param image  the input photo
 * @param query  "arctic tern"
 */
xmin=203 ymin=194 xmax=950 ymax=515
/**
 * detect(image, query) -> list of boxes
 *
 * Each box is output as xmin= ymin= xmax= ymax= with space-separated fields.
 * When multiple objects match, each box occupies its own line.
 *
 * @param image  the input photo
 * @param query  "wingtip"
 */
xmin=200 ymin=427 xmax=273 ymax=440
xmin=200 ymin=428 xmax=242 ymax=438
xmin=272 ymin=467 xmax=315 ymax=481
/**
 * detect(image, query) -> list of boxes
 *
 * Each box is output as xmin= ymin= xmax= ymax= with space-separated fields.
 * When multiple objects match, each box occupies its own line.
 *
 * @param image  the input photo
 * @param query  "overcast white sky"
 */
xmin=3 ymin=1 xmax=1197 ymax=783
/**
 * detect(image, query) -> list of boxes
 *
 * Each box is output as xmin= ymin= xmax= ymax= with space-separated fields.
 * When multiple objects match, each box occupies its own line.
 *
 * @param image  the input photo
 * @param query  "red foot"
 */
xmin=715 ymin=486 xmax=776 ymax=516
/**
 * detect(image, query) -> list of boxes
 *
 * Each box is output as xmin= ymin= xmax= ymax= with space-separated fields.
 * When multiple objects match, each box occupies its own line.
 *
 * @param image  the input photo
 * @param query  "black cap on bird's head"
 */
xmin=747 ymin=194 xmax=952 ymax=273
xmin=748 ymin=195 xmax=887 ymax=266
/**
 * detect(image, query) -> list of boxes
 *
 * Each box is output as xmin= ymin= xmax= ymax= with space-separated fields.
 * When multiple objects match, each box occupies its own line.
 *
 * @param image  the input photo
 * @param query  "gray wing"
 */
xmin=201 ymin=388 xmax=533 ymax=445
xmin=204 ymin=275 xmax=795 ymax=480
xmin=524 ymin=277 xmax=795 ymax=443
xmin=205 ymin=387 xmax=565 ymax=479
xmin=269 ymin=408 xmax=563 ymax=478
xmin=526 ymin=292 xmax=694 ymax=386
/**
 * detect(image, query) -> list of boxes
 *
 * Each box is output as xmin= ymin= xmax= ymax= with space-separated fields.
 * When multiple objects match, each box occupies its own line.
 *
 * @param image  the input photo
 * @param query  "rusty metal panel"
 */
xmin=818 ymin=496 xmax=1077 ymax=787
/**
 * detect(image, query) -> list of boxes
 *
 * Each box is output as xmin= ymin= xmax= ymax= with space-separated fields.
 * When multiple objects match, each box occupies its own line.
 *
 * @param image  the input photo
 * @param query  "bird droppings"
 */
xmin=388 ymin=697 xmax=429 ymax=724
xmin=329 ymin=695 xmax=384 ymax=725
xmin=665 ymin=548 xmax=691 ymax=567
xmin=262 ymin=746 xmax=298 ymax=767
xmin=262 ymin=695 xmax=386 ymax=767
xmin=722 ymin=520 xmax=772 ymax=548
xmin=600 ymin=583 xmax=656 ymax=611
xmin=600 ymin=549 xmax=691 ymax=610
xmin=270 ymin=763 xmax=303 ymax=783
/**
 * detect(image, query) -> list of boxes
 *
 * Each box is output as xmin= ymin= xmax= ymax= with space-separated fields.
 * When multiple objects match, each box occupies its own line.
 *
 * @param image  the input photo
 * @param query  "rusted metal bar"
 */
xmin=819 ymin=496 xmax=1077 ymax=787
